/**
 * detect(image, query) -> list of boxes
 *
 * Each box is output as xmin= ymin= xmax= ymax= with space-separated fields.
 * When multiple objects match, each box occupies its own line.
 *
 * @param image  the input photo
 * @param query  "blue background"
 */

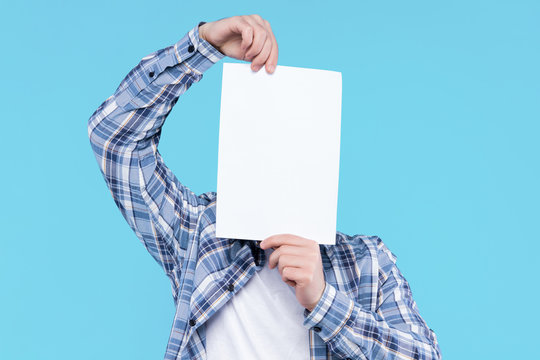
xmin=1 ymin=1 xmax=538 ymax=359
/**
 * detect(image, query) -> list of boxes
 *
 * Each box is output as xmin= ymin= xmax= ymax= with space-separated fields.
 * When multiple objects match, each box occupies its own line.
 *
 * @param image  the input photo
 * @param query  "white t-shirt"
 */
xmin=205 ymin=247 xmax=310 ymax=359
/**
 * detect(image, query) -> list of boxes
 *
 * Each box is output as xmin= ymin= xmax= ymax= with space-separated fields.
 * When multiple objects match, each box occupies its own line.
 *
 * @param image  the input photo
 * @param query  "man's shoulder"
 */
xmin=333 ymin=231 xmax=398 ymax=270
xmin=334 ymin=230 xmax=383 ymax=254
xmin=197 ymin=191 xmax=218 ymax=219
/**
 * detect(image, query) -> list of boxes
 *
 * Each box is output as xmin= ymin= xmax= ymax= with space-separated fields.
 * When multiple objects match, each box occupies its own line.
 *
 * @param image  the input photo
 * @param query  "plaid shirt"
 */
xmin=87 ymin=22 xmax=442 ymax=360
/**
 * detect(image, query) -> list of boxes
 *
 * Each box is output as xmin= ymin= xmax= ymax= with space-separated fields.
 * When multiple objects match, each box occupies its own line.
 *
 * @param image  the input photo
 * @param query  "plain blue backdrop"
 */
xmin=1 ymin=1 xmax=538 ymax=359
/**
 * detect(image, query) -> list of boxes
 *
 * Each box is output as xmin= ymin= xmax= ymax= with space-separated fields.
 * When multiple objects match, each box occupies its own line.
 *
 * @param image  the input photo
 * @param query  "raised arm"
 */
xmin=303 ymin=238 xmax=442 ymax=359
xmin=87 ymin=16 xmax=278 ymax=279
xmin=87 ymin=23 xmax=224 ymax=276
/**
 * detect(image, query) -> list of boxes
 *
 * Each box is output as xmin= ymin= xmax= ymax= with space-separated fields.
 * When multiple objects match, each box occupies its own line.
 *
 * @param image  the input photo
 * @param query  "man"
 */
xmin=88 ymin=14 xmax=441 ymax=360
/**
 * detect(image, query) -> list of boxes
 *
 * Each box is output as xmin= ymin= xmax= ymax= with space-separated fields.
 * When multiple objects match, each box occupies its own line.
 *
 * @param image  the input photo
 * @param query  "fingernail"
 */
xmin=267 ymin=65 xmax=275 ymax=73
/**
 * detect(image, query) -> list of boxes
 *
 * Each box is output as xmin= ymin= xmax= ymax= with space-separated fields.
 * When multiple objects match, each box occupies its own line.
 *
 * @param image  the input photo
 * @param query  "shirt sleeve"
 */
xmin=87 ymin=23 xmax=225 ymax=276
xmin=303 ymin=239 xmax=442 ymax=359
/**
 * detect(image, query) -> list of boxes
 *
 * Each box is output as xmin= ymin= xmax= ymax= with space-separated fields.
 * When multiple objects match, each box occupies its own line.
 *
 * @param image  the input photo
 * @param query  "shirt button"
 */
xmin=189 ymin=318 xmax=196 ymax=326
xmin=313 ymin=326 xmax=321 ymax=332
xmin=228 ymin=283 xmax=235 ymax=292
xmin=188 ymin=44 xmax=195 ymax=53
xmin=149 ymin=71 xmax=154 ymax=77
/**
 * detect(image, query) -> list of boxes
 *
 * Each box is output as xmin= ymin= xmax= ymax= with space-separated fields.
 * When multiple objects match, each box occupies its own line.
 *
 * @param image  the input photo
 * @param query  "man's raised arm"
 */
xmin=87 ymin=16 xmax=278 ymax=278
xmin=87 ymin=23 xmax=224 ymax=276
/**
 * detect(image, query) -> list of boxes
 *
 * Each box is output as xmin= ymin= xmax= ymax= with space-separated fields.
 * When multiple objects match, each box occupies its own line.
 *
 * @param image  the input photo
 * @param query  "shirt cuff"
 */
xmin=114 ymin=22 xmax=225 ymax=110
xmin=302 ymin=281 xmax=356 ymax=342
xmin=174 ymin=22 xmax=226 ymax=76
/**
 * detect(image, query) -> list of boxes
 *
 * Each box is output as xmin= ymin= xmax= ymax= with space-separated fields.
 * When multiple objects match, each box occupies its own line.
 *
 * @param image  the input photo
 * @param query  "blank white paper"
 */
xmin=215 ymin=63 xmax=342 ymax=245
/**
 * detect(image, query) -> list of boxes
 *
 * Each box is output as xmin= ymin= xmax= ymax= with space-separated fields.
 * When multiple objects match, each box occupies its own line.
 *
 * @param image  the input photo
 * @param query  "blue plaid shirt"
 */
xmin=88 ymin=23 xmax=442 ymax=360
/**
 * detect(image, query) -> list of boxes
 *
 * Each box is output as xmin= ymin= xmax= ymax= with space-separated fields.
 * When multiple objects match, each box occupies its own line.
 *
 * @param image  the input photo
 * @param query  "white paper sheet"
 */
xmin=215 ymin=63 xmax=342 ymax=245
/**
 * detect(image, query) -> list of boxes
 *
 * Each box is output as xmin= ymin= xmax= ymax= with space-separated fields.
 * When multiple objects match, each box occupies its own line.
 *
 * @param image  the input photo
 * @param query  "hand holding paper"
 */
xmin=260 ymin=234 xmax=326 ymax=311
xmin=199 ymin=15 xmax=278 ymax=72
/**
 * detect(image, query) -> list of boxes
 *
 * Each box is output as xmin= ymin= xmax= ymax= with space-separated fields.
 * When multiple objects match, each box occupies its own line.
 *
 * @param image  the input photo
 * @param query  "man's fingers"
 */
xmin=243 ymin=20 xmax=267 ymax=60
xmin=270 ymin=254 xmax=308 ymax=272
xmin=261 ymin=234 xmax=315 ymax=249
xmin=276 ymin=255 xmax=313 ymax=274
xmin=249 ymin=14 xmax=266 ymax=26
xmin=251 ymin=37 xmax=273 ymax=71
xmin=283 ymin=267 xmax=311 ymax=287
xmin=201 ymin=14 xmax=277 ymax=66
xmin=272 ymin=244 xmax=311 ymax=257
xmin=246 ymin=15 xmax=278 ymax=73
xmin=262 ymin=20 xmax=278 ymax=73
xmin=267 ymin=245 xmax=315 ymax=269
xmin=224 ymin=15 xmax=277 ymax=72
xmin=240 ymin=25 xmax=253 ymax=51
xmin=230 ymin=19 xmax=253 ymax=51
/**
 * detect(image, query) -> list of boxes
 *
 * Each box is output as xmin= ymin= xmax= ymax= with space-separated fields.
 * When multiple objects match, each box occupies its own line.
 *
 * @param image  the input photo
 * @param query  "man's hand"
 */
xmin=199 ymin=15 xmax=278 ymax=73
xmin=260 ymin=234 xmax=326 ymax=311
